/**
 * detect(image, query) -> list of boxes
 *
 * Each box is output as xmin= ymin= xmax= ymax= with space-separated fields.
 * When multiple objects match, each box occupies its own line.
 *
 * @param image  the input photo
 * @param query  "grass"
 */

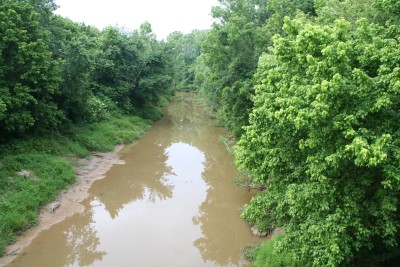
xmin=0 ymin=154 xmax=75 ymax=255
xmin=0 ymin=113 xmax=153 ymax=256
xmin=246 ymin=233 xmax=308 ymax=267
xmin=71 ymin=114 xmax=150 ymax=152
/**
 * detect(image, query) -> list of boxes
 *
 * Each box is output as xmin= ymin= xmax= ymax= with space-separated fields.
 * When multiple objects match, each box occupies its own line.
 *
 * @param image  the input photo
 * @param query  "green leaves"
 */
xmin=237 ymin=14 xmax=400 ymax=266
xmin=166 ymin=30 xmax=206 ymax=91
xmin=90 ymin=24 xmax=172 ymax=114
xmin=198 ymin=0 xmax=274 ymax=138
xmin=0 ymin=100 xmax=5 ymax=120
xmin=0 ymin=0 xmax=174 ymax=135
xmin=345 ymin=134 xmax=391 ymax=167
xmin=0 ymin=0 xmax=62 ymax=135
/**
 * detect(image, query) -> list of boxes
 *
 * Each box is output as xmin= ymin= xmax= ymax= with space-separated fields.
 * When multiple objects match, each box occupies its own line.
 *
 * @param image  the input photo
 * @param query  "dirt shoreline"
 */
xmin=0 ymin=145 xmax=126 ymax=267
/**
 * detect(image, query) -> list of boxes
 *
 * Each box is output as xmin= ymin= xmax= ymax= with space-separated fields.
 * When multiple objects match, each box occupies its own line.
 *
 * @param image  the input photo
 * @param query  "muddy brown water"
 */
xmin=6 ymin=97 xmax=262 ymax=267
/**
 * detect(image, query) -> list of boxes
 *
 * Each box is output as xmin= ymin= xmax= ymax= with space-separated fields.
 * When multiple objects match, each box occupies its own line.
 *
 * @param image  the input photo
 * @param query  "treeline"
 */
xmin=0 ymin=0 xmax=175 ymax=140
xmin=192 ymin=0 xmax=400 ymax=266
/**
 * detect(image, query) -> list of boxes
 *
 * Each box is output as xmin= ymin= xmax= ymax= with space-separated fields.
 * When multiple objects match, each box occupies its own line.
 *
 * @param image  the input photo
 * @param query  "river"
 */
xmin=6 ymin=94 xmax=261 ymax=267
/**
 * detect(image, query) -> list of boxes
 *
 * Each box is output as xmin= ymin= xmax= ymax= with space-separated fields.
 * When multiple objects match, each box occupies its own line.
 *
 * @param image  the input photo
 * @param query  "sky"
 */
xmin=54 ymin=0 xmax=219 ymax=39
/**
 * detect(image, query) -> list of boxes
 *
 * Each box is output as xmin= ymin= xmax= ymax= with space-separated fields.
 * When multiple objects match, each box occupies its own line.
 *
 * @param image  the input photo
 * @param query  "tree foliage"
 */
xmin=46 ymin=15 xmax=97 ymax=123
xmin=236 ymin=10 xmax=400 ymax=267
xmin=0 ymin=0 xmax=62 ymax=135
xmin=187 ymin=0 xmax=400 ymax=265
xmin=129 ymin=23 xmax=173 ymax=110
xmin=0 ymin=0 xmax=173 ymax=137
xmin=198 ymin=0 xmax=317 ymax=138
xmin=166 ymin=30 xmax=207 ymax=91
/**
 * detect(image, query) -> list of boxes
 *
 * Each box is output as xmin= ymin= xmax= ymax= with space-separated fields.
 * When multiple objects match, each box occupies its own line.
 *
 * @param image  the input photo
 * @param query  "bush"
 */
xmin=253 ymin=233 xmax=307 ymax=267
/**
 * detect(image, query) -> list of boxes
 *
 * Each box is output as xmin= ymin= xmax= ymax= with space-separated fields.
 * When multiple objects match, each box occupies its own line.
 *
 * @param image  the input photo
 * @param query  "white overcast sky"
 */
xmin=54 ymin=0 xmax=219 ymax=39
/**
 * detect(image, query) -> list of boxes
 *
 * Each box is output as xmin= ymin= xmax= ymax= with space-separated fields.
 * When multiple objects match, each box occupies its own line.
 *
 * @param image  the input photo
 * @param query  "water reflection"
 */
xmin=8 ymin=201 xmax=106 ymax=267
xmin=192 ymin=140 xmax=254 ymax=266
xmin=193 ymin=169 xmax=251 ymax=266
xmin=64 ymin=208 xmax=106 ymax=266
xmin=92 ymin=172 xmax=174 ymax=219
xmin=90 ymin=137 xmax=175 ymax=219
xmin=90 ymin=97 xmax=212 ymax=221
xmin=165 ymin=142 xmax=205 ymax=181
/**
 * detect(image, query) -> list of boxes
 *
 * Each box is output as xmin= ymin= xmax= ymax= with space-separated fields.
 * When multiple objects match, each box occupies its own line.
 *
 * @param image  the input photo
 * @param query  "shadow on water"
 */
xmin=7 ymin=94 xmax=261 ymax=267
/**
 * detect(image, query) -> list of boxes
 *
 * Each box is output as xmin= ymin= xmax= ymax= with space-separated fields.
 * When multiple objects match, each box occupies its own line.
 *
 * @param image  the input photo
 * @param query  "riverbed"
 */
xmin=5 ymin=95 xmax=261 ymax=267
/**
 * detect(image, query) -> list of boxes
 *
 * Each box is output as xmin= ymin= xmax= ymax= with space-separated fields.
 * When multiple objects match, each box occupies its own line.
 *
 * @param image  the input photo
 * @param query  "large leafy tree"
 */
xmin=0 ymin=0 xmax=62 ymax=135
xmin=236 ymin=14 xmax=400 ymax=266
xmin=199 ymin=0 xmax=317 ymax=138
xmin=46 ymin=15 xmax=99 ymax=123
xmin=166 ymin=30 xmax=207 ymax=91
xmin=90 ymin=22 xmax=172 ymax=116
xmin=315 ymin=0 xmax=393 ymax=26
xmin=124 ymin=22 xmax=173 ymax=115
xmin=200 ymin=0 xmax=271 ymax=138
xmin=91 ymin=26 xmax=137 ymax=112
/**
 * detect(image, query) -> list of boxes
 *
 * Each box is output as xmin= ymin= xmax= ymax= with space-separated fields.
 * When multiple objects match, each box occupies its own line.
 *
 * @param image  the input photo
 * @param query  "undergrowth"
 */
xmin=248 ymin=233 xmax=308 ymax=267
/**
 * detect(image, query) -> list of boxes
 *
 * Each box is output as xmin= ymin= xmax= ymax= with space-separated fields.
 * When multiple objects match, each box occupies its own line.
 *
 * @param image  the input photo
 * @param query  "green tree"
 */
xmin=374 ymin=0 xmax=400 ymax=21
xmin=90 ymin=26 xmax=139 ymax=113
xmin=45 ymin=15 xmax=100 ymax=123
xmin=266 ymin=0 xmax=315 ymax=33
xmin=166 ymin=30 xmax=207 ymax=91
xmin=315 ymin=0 xmax=391 ymax=25
xmin=0 ymin=0 xmax=62 ymax=135
xmin=237 ymin=16 xmax=400 ymax=266
xmin=90 ymin=23 xmax=172 ymax=117
xmin=198 ymin=0 xmax=318 ymax=138
xmin=200 ymin=0 xmax=271 ymax=138
xmin=128 ymin=22 xmax=172 ymax=111
xmin=0 ymin=100 xmax=5 ymax=120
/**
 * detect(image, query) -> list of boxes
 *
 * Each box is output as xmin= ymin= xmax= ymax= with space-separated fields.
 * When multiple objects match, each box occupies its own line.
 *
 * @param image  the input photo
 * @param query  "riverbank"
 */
xmin=0 ymin=145 xmax=128 ymax=266
xmin=0 ymin=113 xmax=154 ymax=263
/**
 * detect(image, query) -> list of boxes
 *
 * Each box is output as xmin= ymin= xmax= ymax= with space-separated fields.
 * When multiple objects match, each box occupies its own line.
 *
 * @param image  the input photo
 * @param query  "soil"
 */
xmin=0 ymin=145 xmax=126 ymax=267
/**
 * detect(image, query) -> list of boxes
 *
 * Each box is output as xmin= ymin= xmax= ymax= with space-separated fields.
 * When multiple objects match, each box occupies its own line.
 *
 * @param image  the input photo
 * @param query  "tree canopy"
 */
xmin=0 ymin=0 xmax=62 ymax=134
xmin=0 ymin=0 xmax=174 ymax=138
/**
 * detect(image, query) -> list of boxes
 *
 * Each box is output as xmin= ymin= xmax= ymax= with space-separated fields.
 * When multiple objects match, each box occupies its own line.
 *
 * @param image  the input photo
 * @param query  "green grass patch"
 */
xmin=0 ymin=113 xmax=154 ymax=256
xmin=251 ymin=233 xmax=308 ymax=267
xmin=0 ymin=154 xmax=75 ymax=255
xmin=72 ymin=114 xmax=150 ymax=152
xmin=0 ymin=132 xmax=89 ymax=158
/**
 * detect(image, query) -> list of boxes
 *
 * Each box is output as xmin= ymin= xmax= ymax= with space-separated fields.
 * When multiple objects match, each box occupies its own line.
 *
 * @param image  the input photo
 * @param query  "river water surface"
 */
xmin=7 ymin=95 xmax=261 ymax=267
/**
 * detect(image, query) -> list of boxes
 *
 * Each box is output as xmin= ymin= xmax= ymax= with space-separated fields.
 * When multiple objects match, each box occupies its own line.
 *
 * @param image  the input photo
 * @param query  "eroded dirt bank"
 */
xmin=0 ymin=145 xmax=126 ymax=267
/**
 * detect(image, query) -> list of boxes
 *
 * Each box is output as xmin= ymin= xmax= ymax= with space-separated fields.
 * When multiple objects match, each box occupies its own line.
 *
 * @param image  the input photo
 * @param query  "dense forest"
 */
xmin=1 ymin=0 xmax=400 ymax=266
